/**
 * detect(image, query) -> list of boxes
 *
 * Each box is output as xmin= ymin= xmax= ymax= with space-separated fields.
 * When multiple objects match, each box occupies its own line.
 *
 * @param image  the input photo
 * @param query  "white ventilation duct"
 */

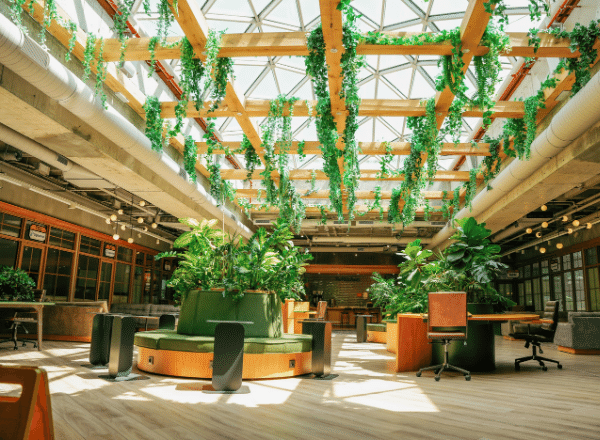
xmin=0 ymin=122 xmax=114 ymax=188
xmin=0 ymin=15 xmax=251 ymax=237
xmin=427 ymin=70 xmax=600 ymax=251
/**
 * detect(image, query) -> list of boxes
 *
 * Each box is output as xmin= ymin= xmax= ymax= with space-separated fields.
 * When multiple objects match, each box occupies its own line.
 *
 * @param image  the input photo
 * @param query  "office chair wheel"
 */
xmin=416 ymin=372 xmax=421 ymax=377
xmin=465 ymin=375 xmax=471 ymax=381
xmin=542 ymin=366 xmax=548 ymax=371
xmin=13 ymin=346 xmax=18 ymax=350
xmin=434 ymin=376 xmax=440 ymax=382
xmin=557 ymin=364 xmax=562 ymax=369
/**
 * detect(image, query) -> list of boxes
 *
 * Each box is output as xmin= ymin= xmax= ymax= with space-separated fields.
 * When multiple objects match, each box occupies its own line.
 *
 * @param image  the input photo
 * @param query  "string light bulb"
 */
xmin=535 ymin=231 xmax=542 ymax=238
xmin=573 ymin=220 xmax=580 ymax=227
xmin=110 ymin=214 xmax=117 ymax=221
xmin=120 ymin=224 xmax=126 ymax=231
xmin=541 ymin=221 xmax=549 ymax=228
xmin=586 ymin=223 xmax=593 ymax=229
xmin=151 ymin=222 xmax=158 ymax=229
xmin=567 ymin=227 xmax=573 ymax=234
xmin=137 ymin=217 xmax=144 ymax=224
xmin=556 ymin=243 xmax=563 ymax=249
xmin=142 ymin=226 xmax=148 ymax=232
xmin=127 ymin=237 xmax=134 ymax=244
xmin=139 ymin=200 xmax=146 ymax=207
xmin=540 ymin=247 xmax=546 ymax=254
xmin=105 ymin=218 xmax=111 ymax=224
xmin=541 ymin=205 xmax=548 ymax=211
xmin=562 ymin=215 xmax=569 ymax=222
xmin=113 ymin=233 xmax=120 ymax=241
xmin=117 ymin=209 xmax=124 ymax=215
xmin=526 ymin=228 xmax=533 ymax=234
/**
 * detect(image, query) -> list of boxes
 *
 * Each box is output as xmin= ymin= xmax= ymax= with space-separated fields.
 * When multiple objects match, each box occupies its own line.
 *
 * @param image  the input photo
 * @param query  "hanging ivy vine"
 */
xmin=183 ymin=135 xmax=197 ymax=183
xmin=204 ymin=117 xmax=234 ymax=206
xmin=143 ymin=96 xmax=165 ymax=153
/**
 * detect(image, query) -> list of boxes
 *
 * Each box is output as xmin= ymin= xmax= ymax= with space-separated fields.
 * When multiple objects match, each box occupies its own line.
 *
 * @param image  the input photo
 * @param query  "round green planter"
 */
xmin=177 ymin=289 xmax=283 ymax=338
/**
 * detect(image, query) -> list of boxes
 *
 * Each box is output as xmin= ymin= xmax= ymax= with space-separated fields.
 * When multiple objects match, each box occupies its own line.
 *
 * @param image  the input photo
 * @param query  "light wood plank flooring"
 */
xmin=1 ymin=332 xmax=599 ymax=440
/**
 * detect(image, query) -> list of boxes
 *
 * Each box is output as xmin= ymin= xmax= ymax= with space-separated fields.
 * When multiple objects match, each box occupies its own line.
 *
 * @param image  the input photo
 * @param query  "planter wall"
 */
xmin=385 ymin=319 xmax=398 ymax=354
xmin=178 ymin=290 xmax=283 ymax=338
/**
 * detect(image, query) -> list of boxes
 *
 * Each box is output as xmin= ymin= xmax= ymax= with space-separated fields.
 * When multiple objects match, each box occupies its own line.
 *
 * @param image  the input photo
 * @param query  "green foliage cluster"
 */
xmin=157 ymin=218 xmax=312 ymax=303
xmin=143 ymin=96 xmax=165 ymax=153
xmin=0 ymin=266 xmax=35 ymax=302
xmin=368 ymin=218 xmax=515 ymax=317
xmin=183 ymin=135 xmax=197 ymax=183
xmin=239 ymin=134 xmax=260 ymax=182
xmin=203 ymin=117 xmax=235 ymax=206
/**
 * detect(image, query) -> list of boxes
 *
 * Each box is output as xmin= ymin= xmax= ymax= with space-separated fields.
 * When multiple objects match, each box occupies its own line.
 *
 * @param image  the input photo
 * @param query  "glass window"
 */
xmin=135 ymin=251 xmax=145 ymax=266
xmin=117 ymin=246 xmax=133 ymax=263
xmin=0 ymin=237 xmax=19 ymax=267
xmin=532 ymin=278 xmax=541 ymax=310
xmin=98 ymin=262 xmax=112 ymax=302
xmin=103 ymin=243 xmax=116 ymax=259
xmin=574 ymin=269 xmax=585 ymax=311
xmin=132 ymin=266 xmax=144 ymax=303
xmin=21 ymin=245 xmax=42 ymax=286
xmin=532 ymin=262 xmax=540 ymax=278
xmin=48 ymin=227 xmax=75 ymax=250
xmin=152 ymin=270 xmax=163 ymax=304
xmin=80 ymin=236 xmax=101 ymax=256
xmin=541 ymin=275 xmax=551 ymax=304
xmin=43 ymin=248 xmax=73 ymax=301
xmin=74 ymin=255 xmax=99 ymax=301
xmin=0 ymin=212 xmax=22 ymax=237
xmin=553 ymin=275 xmax=562 ymax=306
xmin=523 ymin=265 xmax=531 ymax=278
xmin=573 ymin=251 xmax=583 ymax=268
xmin=585 ymin=247 xmax=598 ymax=266
xmin=525 ymin=280 xmax=532 ymax=306
xmin=113 ymin=262 xmax=131 ymax=303
xmin=563 ymin=254 xmax=572 ymax=271
xmin=588 ymin=267 xmax=600 ymax=311
xmin=564 ymin=272 xmax=574 ymax=311
xmin=26 ymin=221 xmax=48 ymax=244
xmin=550 ymin=257 xmax=561 ymax=272
xmin=541 ymin=260 xmax=549 ymax=275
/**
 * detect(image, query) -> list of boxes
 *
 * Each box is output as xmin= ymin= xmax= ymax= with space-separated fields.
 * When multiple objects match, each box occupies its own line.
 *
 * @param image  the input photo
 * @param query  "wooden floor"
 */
xmin=2 ymin=332 xmax=600 ymax=440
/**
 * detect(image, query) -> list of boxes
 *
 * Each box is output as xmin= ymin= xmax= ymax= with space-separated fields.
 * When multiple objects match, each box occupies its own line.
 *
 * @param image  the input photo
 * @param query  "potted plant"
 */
xmin=425 ymin=217 xmax=515 ymax=313
xmin=0 ymin=266 xmax=35 ymax=301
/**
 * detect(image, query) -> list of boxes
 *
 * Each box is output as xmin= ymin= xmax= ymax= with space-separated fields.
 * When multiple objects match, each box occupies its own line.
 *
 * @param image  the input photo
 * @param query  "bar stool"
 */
xmin=340 ymin=308 xmax=351 ymax=328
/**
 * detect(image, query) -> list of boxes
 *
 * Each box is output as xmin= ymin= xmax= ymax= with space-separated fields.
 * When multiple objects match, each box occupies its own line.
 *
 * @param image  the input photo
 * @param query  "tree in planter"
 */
xmin=425 ymin=217 xmax=515 ymax=309
xmin=0 ymin=266 xmax=36 ymax=301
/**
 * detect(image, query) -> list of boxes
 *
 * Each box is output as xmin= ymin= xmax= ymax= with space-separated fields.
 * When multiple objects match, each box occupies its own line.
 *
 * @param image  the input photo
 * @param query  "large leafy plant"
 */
xmin=0 ymin=266 xmax=36 ymax=301
xmin=426 ymin=217 xmax=515 ymax=308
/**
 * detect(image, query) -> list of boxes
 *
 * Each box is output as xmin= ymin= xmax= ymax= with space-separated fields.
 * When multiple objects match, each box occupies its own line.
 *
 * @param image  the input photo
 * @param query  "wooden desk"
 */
xmin=429 ymin=313 xmax=540 ymax=372
xmin=0 ymin=302 xmax=54 ymax=350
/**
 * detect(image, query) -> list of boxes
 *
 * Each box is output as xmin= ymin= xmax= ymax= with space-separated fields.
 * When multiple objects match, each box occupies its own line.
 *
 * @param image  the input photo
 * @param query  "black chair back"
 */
xmin=541 ymin=300 xmax=559 ymax=333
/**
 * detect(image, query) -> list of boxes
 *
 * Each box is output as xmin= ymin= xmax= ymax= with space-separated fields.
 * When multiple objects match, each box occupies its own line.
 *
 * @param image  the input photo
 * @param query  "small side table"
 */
xmin=207 ymin=320 xmax=253 ymax=392
xmin=356 ymin=315 xmax=373 ymax=343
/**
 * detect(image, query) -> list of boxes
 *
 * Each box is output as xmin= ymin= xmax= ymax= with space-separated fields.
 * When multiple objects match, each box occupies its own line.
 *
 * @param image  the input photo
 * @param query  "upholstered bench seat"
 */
xmin=134 ymin=330 xmax=312 ymax=353
xmin=367 ymin=323 xmax=387 ymax=332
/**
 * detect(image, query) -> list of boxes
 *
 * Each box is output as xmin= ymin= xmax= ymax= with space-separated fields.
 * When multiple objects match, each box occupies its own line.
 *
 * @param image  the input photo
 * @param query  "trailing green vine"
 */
xmin=204 ymin=117 xmax=235 ymax=206
xmin=239 ymin=135 xmax=260 ymax=182
xmin=143 ymin=96 xmax=165 ymax=153
xmin=183 ymin=135 xmax=197 ymax=183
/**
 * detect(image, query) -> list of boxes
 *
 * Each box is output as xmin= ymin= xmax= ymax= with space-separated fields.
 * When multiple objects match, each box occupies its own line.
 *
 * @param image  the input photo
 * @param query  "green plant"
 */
xmin=204 ymin=117 xmax=235 ymax=205
xmin=425 ymin=217 xmax=515 ymax=309
xmin=183 ymin=135 xmax=197 ymax=183
xmin=0 ymin=266 xmax=36 ymax=301
xmin=143 ymin=96 xmax=165 ymax=153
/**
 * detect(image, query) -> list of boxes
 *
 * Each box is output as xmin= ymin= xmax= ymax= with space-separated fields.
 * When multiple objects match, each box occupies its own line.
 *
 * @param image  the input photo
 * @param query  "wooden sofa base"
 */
xmin=557 ymin=346 xmax=600 ymax=355
xmin=367 ymin=330 xmax=387 ymax=344
xmin=137 ymin=347 xmax=312 ymax=379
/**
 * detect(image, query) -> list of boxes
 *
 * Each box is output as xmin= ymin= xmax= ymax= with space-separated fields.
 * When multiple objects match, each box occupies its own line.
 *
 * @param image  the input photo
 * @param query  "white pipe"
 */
xmin=0 ymin=15 xmax=251 ymax=237
xmin=427 ymin=70 xmax=600 ymax=251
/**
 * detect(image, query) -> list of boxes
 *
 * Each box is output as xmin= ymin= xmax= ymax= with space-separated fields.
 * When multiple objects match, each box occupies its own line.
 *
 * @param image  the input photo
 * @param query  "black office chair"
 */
xmin=0 ymin=289 xmax=45 ymax=350
xmin=510 ymin=300 xmax=563 ymax=371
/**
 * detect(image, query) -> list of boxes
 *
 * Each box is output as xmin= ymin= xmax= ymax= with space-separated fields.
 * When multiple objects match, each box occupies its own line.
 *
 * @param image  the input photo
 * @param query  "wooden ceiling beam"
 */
xmin=235 ymin=189 xmax=446 ymax=200
xmin=161 ymin=99 xmax=524 ymax=118
xmin=100 ymin=31 xmax=581 ymax=62
xmin=197 ymin=141 xmax=492 ymax=156
xmin=221 ymin=169 xmax=470 ymax=181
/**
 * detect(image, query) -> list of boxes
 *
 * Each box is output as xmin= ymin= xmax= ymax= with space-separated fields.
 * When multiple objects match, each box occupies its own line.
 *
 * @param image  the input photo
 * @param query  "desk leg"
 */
xmin=37 ymin=306 xmax=43 ymax=351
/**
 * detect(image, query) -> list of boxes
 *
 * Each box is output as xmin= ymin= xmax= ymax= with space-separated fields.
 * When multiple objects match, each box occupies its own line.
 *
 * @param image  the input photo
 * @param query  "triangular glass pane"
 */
xmin=206 ymin=19 xmax=250 ymax=33
xmin=276 ymin=68 xmax=306 ymax=95
xmin=430 ymin=0 xmax=470 ymax=15
xmin=248 ymin=69 xmax=279 ymax=99
xmin=383 ymin=2 xmax=420 ymax=27
xmin=289 ymin=80 xmax=313 ymax=100
xmin=233 ymin=65 xmax=269 ymax=96
xmin=249 ymin=0 xmax=274 ymax=15
xmin=356 ymin=118 xmax=374 ymax=142
xmin=297 ymin=1 xmax=321 ymax=27
xmin=375 ymin=81 xmax=399 ymax=100
xmin=432 ymin=18 xmax=463 ymax=31
xmin=210 ymin=0 xmax=254 ymax=16
xmin=266 ymin=0 xmax=301 ymax=27
xmin=385 ymin=69 xmax=413 ymax=97
xmin=378 ymin=55 xmax=403 ymax=71
xmin=357 ymin=78 xmax=376 ymax=99
xmin=351 ymin=0 xmax=383 ymax=28
xmin=373 ymin=119 xmax=397 ymax=142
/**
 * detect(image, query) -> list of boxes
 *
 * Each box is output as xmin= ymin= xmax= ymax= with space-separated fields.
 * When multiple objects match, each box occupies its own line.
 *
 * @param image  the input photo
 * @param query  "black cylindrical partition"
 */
xmin=89 ymin=314 xmax=114 ymax=366
xmin=302 ymin=320 xmax=332 ymax=377
xmin=108 ymin=316 xmax=136 ymax=378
